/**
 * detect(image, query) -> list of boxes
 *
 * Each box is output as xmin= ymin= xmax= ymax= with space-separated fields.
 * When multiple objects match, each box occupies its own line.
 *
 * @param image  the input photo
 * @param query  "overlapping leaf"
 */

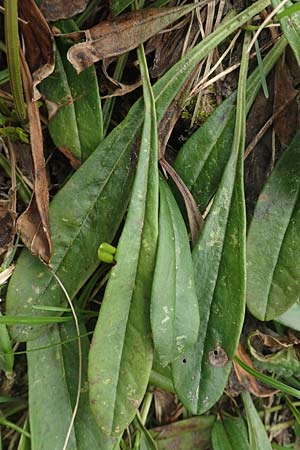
xmin=151 ymin=177 xmax=199 ymax=366
xmin=274 ymin=0 xmax=300 ymax=65
xmin=241 ymin=391 xmax=273 ymax=450
xmin=6 ymin=0 xmax=271 ymax=342
xmin=27 ymin=322 xmax=117 ymax=450
xmin=246 ymin=131 xmax=300 ymax=321
xmin=174 ymin=37 xmax=287 ymax=214
xmin=88 ymin=45 xmax=158 ymax=436
xmin=212 ymin=416 xmax=250 ymax=450
xmin=40 ymin=21 xmax=103 ymax=162
xmin=172 ymin=33 xmax=249 ymax=415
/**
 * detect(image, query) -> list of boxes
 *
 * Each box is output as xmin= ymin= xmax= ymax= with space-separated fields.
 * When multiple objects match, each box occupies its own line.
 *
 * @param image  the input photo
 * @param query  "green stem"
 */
xmin=0 ymin=417 xmax=30 ymax=438
xmin=4 ymin=0 xmax=26 ymax=121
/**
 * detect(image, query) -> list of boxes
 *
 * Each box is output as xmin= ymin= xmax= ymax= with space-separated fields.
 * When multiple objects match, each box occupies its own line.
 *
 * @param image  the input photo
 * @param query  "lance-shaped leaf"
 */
xmin=246 ymin=131 xmax=300 ymax=321
xmin=6 ymin=0 xmax=270 ymax=342
xmin=67 ymin=4 xmax=205 ymax=73
xmin=27 ymin=322 xmax=117 ymax=450
xmin=151 ymin=177 xmax=199 ymax=366
xmin=88 ymin=46 xmax=158 ymax=436
xmin=241 ymin=391 xmax=273 ymax=450
xmin=172 ymin=33 xmax=249 ymax=415
xmin=40 ymin=21 xmax=103 ymax=162
xmin=273 ymin=0 xmax=300 ymax=65
xmin=174 ymin=37 xmax=287 ymax=214
xmin=212 ymin=416 xmax=250 ymax=450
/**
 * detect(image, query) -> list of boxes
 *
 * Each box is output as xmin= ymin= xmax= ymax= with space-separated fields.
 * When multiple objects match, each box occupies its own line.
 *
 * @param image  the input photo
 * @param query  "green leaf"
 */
xmin=6 ymin=0 xmax=271 ymax=342
xmin=27 ymin=322 xmax=118 ymax=450
xmin=172 ymin=32 xmax=250 ymax=415
xmin=273 ymin=0 xmax=300 ymax=65
xmin=246 ymin=131 xmax=300 ymax=321
xmin=150 ymin=416 xmax=215 ymax=450
xmin=241 ymin=391 xmax=272 ymax=450
xmin=174 ymin=36 xmax=287 ymax=214
xmin=27 ymin=325 xmax=77 ymax=450
xmin=151 ymin=177 xmax=199 ymax=366
xmin=276 ymin=302 xmax=300 ymax=332
xmin=212 ymin=416 xmax=250 ymax=450
xmin=88 ymin=45 xmax=158 ymax=437
xmin=235 ymin=355 xmax=300 ymax=399
xmin=0 ymin=313 xmax=14 ymax=375
xmin=111 ymin=0 xmax=134 ymax=16
xmin=40 ymin=21 xmax=103 ymax=162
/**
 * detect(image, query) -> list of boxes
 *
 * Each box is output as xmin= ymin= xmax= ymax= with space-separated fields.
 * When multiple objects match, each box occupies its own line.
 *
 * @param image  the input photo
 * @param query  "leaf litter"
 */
xmin=1 ymin=0 xmax=300 ymax=448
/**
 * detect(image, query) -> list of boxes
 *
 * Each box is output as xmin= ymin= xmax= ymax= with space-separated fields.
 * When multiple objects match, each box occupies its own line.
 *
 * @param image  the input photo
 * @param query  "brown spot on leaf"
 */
xmin=208 ymin=345 xmax=229 ymax=368
xmin=132 ymin=399 xmax=139 ymax=409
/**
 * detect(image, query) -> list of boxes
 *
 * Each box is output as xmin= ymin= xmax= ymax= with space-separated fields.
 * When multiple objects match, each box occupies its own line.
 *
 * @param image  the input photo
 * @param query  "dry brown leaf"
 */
xmin=101 ymin=58 xmax=142 ymax=98
xmin=40 ymin=0 xmax=89 ymax=21
xmin=274 ymin=56 xmax=298 ymax=147
xmin=160 ymin=159 xmax=203 ymax=246
xmin=19 ymin=0 xmax=55 ymax=101
xmin=250 ymin=330 xmax=300 ymax=350
xmin=17 ymin=53 xmax=51 ymax=263
xmin=66 ymin=4 xmax=201 ymax=73
xmin=233 ymin=343 xmax=276 ymax=398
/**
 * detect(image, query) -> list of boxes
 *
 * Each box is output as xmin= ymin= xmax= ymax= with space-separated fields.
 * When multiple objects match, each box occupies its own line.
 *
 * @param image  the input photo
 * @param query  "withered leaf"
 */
xmin=102 ymin=59 xmax=142 ymax=98
xmin=17 ymin=53 xmax=51 ymax=263
xmin=40 ymin=0 xmax=89 ymax=21
xmin=233 ymin=343 xmax=276 ymax=398
xmin=249 ymin=329 xmax=300 ymax=351
xmin=67 ymin=4 xmax=201 ymax=73
xmin=19 ymin=0 xmax=55 ymax=101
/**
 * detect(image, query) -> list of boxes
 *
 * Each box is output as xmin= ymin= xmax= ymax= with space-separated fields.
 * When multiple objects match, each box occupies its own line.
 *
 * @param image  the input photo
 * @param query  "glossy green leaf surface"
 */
xmin=151 ymin=178 xmax=199 ymax=366
xmin=241 ymin=391 xmax=272 ymax=450
xmin=273 ymin=0 xmax=300 ymax=65
xmin=212 ymin=416 xmax=249 ymax=450
xmin=246 ymin=131 xmax=300 ymax=321
xmin=88 ymin=46 xmax=158 ymax=437
xmin=40 ymin=23 xmax=103 ymax=162
xmin=27 ymin=322 xmax=117 ymax=450
xmin=6 ymin=0 xmax=270 ymax=342
xmin=174 ymin=37 xmax=287 ymax=214
xmin=172 ymin=33 xmax=249 ymax=415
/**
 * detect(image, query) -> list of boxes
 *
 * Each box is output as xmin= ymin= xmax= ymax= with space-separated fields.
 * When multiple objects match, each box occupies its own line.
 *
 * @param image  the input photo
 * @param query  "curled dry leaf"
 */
xmin=40 ymin=0 xmax=89 ymax=21
xmin=19 ymin=0 xmax=55 ymax=101
xmin=67 ymin=4 xmax=201 ymax=73
xmin=233 ymin=343 xmax=276 ymax=398
xmin=249 ymin=329 xmax=300 ymax=350
xmin=17 ymin=53 xmax=51 ymax=263
xmin=102 ymin=59 xmax=142 ymax=98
